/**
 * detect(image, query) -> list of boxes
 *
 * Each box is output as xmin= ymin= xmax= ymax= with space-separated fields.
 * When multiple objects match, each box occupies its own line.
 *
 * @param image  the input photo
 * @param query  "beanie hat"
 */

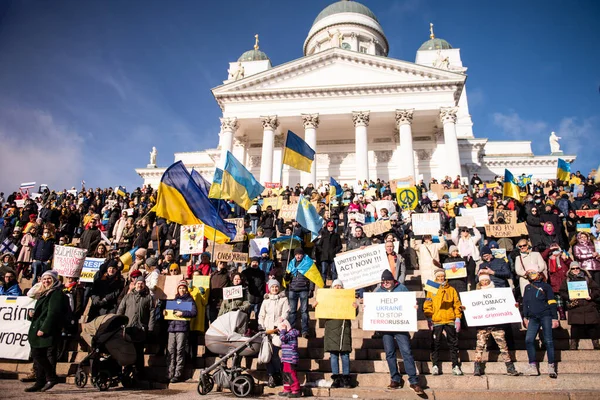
xmin=130 ymin=270 xmax=142 ymax=279
xmin=331 ymin=279 xmax=344 ymax=288
xmin=381 ymin=269 xmax=394 ymax=281
xmin=251 ymin=256 xmax=260 ymax=263
xmin=135 ymin=276 xmax=145 ymax=283
xmin=145 ymin=257 xmax=158 ymax=267
xmin=41 ymin=270 xmax=58 ymax=281
xmin=570 ymin=261 xmax=581 ymax=270
xmin=267 ymin=279 xmax=280 ymax=289
xmin=135 ymin=248 xmax=147 ymax=258
xmin=478 ymin=273 xmax=491 ymax=282
xmin=434 ymin=269 xmax=446 ymax=277
xmin=326 ymin=221 xmax=336 ymax=227
xmin=448 ymin=245 xmax=458 ymax=254
xmin=260 ymin=247 xmax=269 ymax=255
xmin=481 ymin=246 xmax=493 ymax=256
xmin=177 ymin=280 xmax=188 ymax=289
xmin=294 ymin=247 xmax=304 ymax=255
xmin=201 ymin=251 xmax=211 ymax=259
xmin=488 ymin=240 xmax=499 ymax=249
xmin=163 ymin=249 xmax=174 ymax=256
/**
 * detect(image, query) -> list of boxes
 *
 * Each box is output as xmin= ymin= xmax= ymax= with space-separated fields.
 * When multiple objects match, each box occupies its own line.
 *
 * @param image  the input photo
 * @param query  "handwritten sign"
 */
xmin=80 ymin=257 xmax=105 ymax=283
xmin=494 ymin=209 xmax=517 ymax=224
xmin=264 ymin=182 xmax=281 ymax=189
xmin=334 ymin=244 xmax=389 ymax=289
xmin=460 ymin=206 xmax=489 ymax=227
xmin=180 ymin=224 xmax=205 ymax=255
xmin=209 ymin=243 xmax=233 ymax=261
xmin=0 ymin=296 xmax=36 ymax=360
xmin=411 ymin=213 xmax=440 ymax=236
xmin=280 ymin=203 xmax=298 ymax=221
xmin=52 ymin=245 xmax=87 ymax=278
xmin=362 ymin=220 xmax=392 ymax=238
xmin=349 ymin=213 xmax=366 ymax=224
xmin=225 ymin=218 xmax=245 ymax=242
xmin=576 ymin=210 xmax=599 ymax=218
xmin=459 ymin=288 xmax=521 ymax=327
xmin=485 ymin=223 xmax=528 ymax=238
xmin=443 ymin=261 xmax=467 ymax=279
xmin=223 ymin=285 xmax=243 ymax=300
xmin=215 ymin=251 xmax=249 ymax=263
xmin=455 ymin=216 xmax=475 ymax=228
xmin=492 ymin=248 xmax=507 ymax=259
xmin=315 ymin=289 xmax=356 ymax=320
xmin=192 ymin=275 xmax=210 ymax=289
xmin=568 ymin=281 xmax=589 ymax=299
xmin=389 ymin=176 xmax=414 ymax=193
xmin=362 ymin=292 xmax=417 ymax=332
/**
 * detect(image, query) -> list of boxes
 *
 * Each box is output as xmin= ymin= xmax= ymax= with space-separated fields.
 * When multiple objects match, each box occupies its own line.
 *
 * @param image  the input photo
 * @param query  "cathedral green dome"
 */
xmin=238 ymin=49 xmax=269 ymax=62
xmin=313 ymin=1 xmax=378 ymax=26
xmin=419 ymin=38 xmax=453 ymax=51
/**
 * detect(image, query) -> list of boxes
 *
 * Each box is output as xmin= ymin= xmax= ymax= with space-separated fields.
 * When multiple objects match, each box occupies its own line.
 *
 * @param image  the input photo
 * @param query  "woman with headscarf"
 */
xmin=525 ymin=207 xmax=543 ymax=250
xmin=25 ymin=270 xmax=67 ymax=392
xmin=573 ymin=232 xmax=600 ymax=286
xmin=539 ymin=221 xmax=558 ymax=252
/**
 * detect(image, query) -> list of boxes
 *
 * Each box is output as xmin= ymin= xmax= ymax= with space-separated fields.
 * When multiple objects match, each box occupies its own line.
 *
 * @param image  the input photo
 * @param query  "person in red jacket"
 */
xmin=541 ymin=242 xmax=570 ymax=320
xmin=187 ymin=252 xmax=213 ymax=278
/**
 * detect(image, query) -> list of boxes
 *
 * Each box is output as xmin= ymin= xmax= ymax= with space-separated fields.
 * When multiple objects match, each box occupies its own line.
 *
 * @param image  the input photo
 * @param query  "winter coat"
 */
xmin=257 ymin=292 xmax=290 ymax=347
xmin=423 ymin=281 xmax=462 ymax=325
xmin=218 ymin=287 xmax=250 ymax=317
xmin=523 ymin=279 xmax=558 ymax=320
xmin=18 ymin=233 xmax=36 ymax=263
xmin=451 ymin=228 xmax=481 ymax=262
xmin=167 ymin=293 xmax=198 ymax=333
xmin=413 ymin=238 xmax=446 ymax=286
xmin=117 ymin=287 xmax=156 ymax=331
xmin=526 ymin=214 xmax=543 ymax=249
xmin=242 ymin=266 xmax=266 ymax=304
xmin=208 ymin=268 xmax=230 ymax=307
xmin=386 ymin=252 xmax=406 ymax=284
xmin=28 ymin=288 xmax=67 ymax=348
xmin=346 ymin=235 xmax=372 ymax=251
xmin=317 ymin=230 xmax=343 ymax=262
xmin=573 ymin=242 xmax=600 ymax=271
xmin=279 ymin=328 xmax=300 ymax=364
xmin=515 ymin=251 xmax=547 ymax=296
xmin=89 ymin=268 xmax=125 ymax=320
xmin=112 ymin=217 xmax=128 ymax=243
xmin=477 ymin=258 xmax=511 ymax=288
xmin=190 ymin=287 xmax=209 ymax=332
xmin=541 ymin=248 xmax=570 ymax=293
xmin=32 ymin=237 xmax=55 ymax=262
xmin=323 ymin=305 xmax=357 ymax=353
xmin=79 ymin=228 xmax=101 ymax=257
xmin=559 ymin=273 xmax=600 ymax=325
xmin=0 ymin=280 xmax=22 ymax=296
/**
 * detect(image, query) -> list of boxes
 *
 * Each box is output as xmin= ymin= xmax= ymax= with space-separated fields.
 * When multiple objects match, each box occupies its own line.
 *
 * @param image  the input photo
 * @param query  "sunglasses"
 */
xmin=571 ymin=267 xmax=580 ymax=270
xmin=518 ymin=244 xmax=528 ymax=248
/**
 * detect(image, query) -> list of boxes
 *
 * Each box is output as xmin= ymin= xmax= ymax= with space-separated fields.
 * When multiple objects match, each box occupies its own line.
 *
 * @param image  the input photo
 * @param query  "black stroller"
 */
xmin=75 ymin=314 xmax=138 ymax=391
xmin=197 ymin=311 xmax=266 ymax=398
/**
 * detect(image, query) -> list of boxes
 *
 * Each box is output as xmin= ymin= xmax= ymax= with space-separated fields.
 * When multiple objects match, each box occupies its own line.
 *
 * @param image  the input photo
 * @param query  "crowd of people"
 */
xmin=0 ymin=168 xmax=599 ymax=394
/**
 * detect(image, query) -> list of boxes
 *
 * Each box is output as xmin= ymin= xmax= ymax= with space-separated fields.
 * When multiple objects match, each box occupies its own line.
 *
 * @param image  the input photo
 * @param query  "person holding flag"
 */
xmin=503 ymin=169 xmax=521 ymax=200
xmin=556 ymin=158 xmax=571 ymax=183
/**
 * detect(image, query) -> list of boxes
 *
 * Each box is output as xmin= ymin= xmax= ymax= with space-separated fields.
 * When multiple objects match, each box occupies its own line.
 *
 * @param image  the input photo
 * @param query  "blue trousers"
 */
xmin=330 ymin=351 xmax=350 ymax=375
xmin=287 ymin=290 xmax=309 ymax=335
xmin=320 ymin=261 xmax=337 ymax=281
xmin=382 ymin=332 xmax=419 ymax=385
xmin=525 ymin=315 xmax=555 ymax=364
xmin=32 ymin=260 xmax=49 ymax=283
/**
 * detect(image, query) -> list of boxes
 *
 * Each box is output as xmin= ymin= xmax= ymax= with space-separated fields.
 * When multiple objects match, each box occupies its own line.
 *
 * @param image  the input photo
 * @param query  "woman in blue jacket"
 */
xmin=166 ymin=280 xmax=197 ymax=383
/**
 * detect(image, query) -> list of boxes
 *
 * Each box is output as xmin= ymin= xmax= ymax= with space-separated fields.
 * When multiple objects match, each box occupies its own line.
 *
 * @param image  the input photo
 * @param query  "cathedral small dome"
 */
xmin=419 ymin=38 xmax=453 ymax=51
xmin=238 ymin=49 xmax=269 ymax=62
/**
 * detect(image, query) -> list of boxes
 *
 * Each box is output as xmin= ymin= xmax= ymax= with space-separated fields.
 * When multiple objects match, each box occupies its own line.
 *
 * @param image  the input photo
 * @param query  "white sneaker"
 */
xmin=524 ymin=363 xmax=539 ymax=376
xmin=431 ymin=365 xmax=439 ymax=375
xmin=452 ymin=366 xmax=463 ymax=376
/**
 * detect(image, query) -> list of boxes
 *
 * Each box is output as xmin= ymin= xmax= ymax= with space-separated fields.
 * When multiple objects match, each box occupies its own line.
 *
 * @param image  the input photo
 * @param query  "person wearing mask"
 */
xmin=0 ymin=269 xmax=22 ymax=296
xmin=522 ymin=270 xmax=559 ymax=378
xmin=166 ymin=280 xmax=198 ymax=383
xmin=478 ymin=246 xmax=511 ymax=288
xmin=89 ymin=259 xmax=125 ymax=321
xmin=573 ymin=232 xmax=600 ymax=286
xmin=375 ymin=270 xmax=424 ymax=394
xmin=316 ymin=220 xmax=343 ymax=282
xmin=384 ymin=240 xmax=406 ymax=284
xmin=515 ymin=239 xmax=547 ymax=297
xmin=31 ymin=226 xmax=55 ymax=283
xmin=559 ymin=262 xmax=600 ymax=350
xmin=208 ymin=261 xmax=231 ymax=322
xmin=285 ymin=248 xmax=315 ymax=339
xmin=243 ymin=256 xmax=267 ymax=320
xmin=542 ymin=243 xmax=570 ymax=320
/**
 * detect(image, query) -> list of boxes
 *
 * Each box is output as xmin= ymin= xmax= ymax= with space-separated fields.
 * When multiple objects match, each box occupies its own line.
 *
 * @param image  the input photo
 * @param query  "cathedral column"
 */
xmin=440 ymin=107 xmax=462 ymax=178
xmin=219 ymin=117 xmax=238 ymax=166
xmin=395 ymin=109 xmax=415 ymax=180
xmin=301 ymin=113 xmax=319 ymax=187
xmin=260 ymin=115 xmax=279 ymax=185
xmin=352 ymin=111 xmax=370 ymax=184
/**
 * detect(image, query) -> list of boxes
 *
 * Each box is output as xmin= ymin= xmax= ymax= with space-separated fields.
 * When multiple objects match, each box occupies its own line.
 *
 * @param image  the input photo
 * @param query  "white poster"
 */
xmin=334 ymin=244 xmax=389 ymax=289
xmin=372 ymin=200 xmax=396 ymax=218
xmin=80 ymin=257 xmax=105 ymax=283
xmin=223 ymin=285 xmax=243 ymax=300
xmin=0 ymin=296 xmax=36 ymax=360
xmin=52 ymin=245 xmax=87 ymax=278
xmin=349 ymin=213 xmax=366 ymax=224
xmin=250 ymin=238 xmax=270 ymax=258
xmin=459 ymin=288 xmax=522 ymax=327
xmin=180 ymin=224 xmax=205 ymax=255
xmin=459 ymin=206 xmax=489 ymax=227
xmin=411 ymin=213 xmax=441 ymax=236
xmin=362 ymin=292 xmax=418 ymax=332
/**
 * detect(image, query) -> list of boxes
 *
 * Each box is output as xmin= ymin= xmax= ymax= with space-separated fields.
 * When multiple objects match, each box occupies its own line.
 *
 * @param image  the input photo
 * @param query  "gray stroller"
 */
xmin=197 ymin=311 xmax=266 ymax=397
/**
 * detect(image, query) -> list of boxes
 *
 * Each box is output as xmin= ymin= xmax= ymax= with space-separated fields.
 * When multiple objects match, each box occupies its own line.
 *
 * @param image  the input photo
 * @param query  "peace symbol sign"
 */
xmin=398 ymin=188 xmax=416 ymax=206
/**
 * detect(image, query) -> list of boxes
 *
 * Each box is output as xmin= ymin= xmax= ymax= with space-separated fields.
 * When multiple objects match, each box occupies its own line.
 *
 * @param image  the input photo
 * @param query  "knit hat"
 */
xmin=135 ymin=276 xmax=145 ymax=283
xmin=278 ymin=317 xmax=291 ymax=331
xmin=294 ymin=247 xmax=304 ymax=255
xmin=201 ymin=251 xmax=211 ymax=259
xmin=250 ymin=256 xmax=260 ymax=263
xmin=326 ymin=221 xmax=336 ymax=227
xmin=488 ymin=241 xmax=499 ymax=249
xmin=331 ymin=279 xmax=344 ymax=288
xmin=41 ymin=270 xmax=58 ymax=281
xmin=145 ymin=257 xmax=158 ymax=267
xmin=570 ymin=261 xmax=581 ymax=270
xmin=448 ymin=245 xmax=458 ymax=254
xmin=177 ymin=280 xmax=188 ymax=289
xmin=434 ymin=269 xmax=446 ymax=277
xmin=260 ymin=247 xmax=269 ymax=255
xmin=381 ymin=269 xmax=394 ymax=281
xmin=267 ymin=279 xmax=280 ymax=289
xmin=163 ymin=249 xmax=174 ymax=256
xmin=478 ymin=273 xmax=491 ymax=282
xmin=130 ymin=270 xmax=142 ymax=279
xmin=481 ymin=246 xmax=493 ymax=256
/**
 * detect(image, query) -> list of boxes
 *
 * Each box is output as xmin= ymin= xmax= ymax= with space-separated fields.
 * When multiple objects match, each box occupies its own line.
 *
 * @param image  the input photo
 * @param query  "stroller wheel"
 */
xmin=75 ymin=368 xmax=88 ymax=388
xmin=94 ymin=370 xmax=111 ymax=391
xmin=197 ymin=375 xmax=214 ymax=396
xmin=230 ymin=374 xmax=254 ymax=398
xmin=121 ymin=366 xmax=135 ymax=389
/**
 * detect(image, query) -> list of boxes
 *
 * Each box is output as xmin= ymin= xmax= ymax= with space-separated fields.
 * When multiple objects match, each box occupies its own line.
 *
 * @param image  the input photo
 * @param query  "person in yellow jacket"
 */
xmin=423 ymin=269 xmax=463 ymax=376
xmin=188 ymin=271 xmax=209 ymax=359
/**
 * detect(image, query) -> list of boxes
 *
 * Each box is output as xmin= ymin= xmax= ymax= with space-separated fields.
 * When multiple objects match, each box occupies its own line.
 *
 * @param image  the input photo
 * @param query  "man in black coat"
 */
xmin=316 ymin=221 xmax=342 ymax=281
xmin=79 ymin=219 xmax=102 ymax=257
xmin=242 ymin=257 xmax=267 ymax=321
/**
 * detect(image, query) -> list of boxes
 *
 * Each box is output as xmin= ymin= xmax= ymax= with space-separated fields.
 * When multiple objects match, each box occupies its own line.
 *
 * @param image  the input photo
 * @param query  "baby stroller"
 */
xmin=197 ymin=311 xmax=266 ymax=398
xmin=74 ymin=314 xmax=138 ymax=391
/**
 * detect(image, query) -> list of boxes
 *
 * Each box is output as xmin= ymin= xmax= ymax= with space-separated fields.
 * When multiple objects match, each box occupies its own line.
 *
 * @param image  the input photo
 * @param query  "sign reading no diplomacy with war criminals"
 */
xmin=459 ymin=288 xmax=522 ymax=327
xmin=334 ymin=244 xmax=389 ymax=289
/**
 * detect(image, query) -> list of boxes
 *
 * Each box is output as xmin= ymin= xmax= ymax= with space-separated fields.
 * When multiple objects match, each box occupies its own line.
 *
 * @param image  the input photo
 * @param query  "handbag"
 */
xmin=425 ymin=245 xmax=441 ymax=268
xmin=257 ymin=334 xmax=273 ymax=364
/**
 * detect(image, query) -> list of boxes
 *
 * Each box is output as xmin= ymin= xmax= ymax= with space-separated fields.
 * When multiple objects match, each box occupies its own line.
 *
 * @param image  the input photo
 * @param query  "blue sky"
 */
xmin=0 ymin=0 xmax=598 ymax=192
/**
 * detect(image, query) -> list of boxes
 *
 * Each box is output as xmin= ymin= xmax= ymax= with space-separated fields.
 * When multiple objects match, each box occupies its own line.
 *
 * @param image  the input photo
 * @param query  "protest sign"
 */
xmin=215 ymin=251 xmax=249 ymax=264
xmin=568 ymin=281 xmax=589 ymax=299
xmin=52 ymin=245 xmax=87 ymax=278
xmin=595 ymin=242 xmax=600 ymax=254
xmin=362 ymin=220 xmax=392 ymax=238
xmin=365 ymin=188 xmax=378 ymax=198
xmin=223 ymin=285 xmax=243 ymax=300
xmin=122 ymin=208 xmax=134 ymax=217
xmin=250 ymin=238 xmax=270 ymax=258
xmin=180 ymin=224 xmax=205 ymax=255
xmin=192 ymin=275 xmax=210 ymax=289
xmin=263 ymin=196 xmax=283 ymax=210
xmin=280 ymin=203 xmax=298 ymax=221
xmin=576 ymin=223 xmax=591 ymax=232
xmin=424 ymin=280 xmax=440 ymax=295
xmin=459 ymin=206 xmax=488 ymax=227
xmin=349 ymin=213 xmax=366 ymax=224
xmin=208 ymin=243 xmax=234 ymax=261
xmin=155 ymin=274 xmax=184 ymax=300
xmin=443 ymin=261 xmax=467 ymax=279
xmin=459 ymin=288 xmax=522 ymax=327
xmin=164 ymin=299 xmax=193 ymax=321
xmin=389 ymin=176 xmax=414 ymax=193
xmin=396 ymin=187 xmax=418 ymax=210
xmin=426 ymin=191 xmax=439 ymax=201
xmin=446 ymin=193 xmax=467 ymax=205
xmin=492 ymin=248 xmax=507 ymax=259
xmin=576 ymin=210 xmax=599 ymax=218
xmin=362 ymin=292 xmax=417 ymax=332
xmin=225 ymin=218 xmax=245 ymax=242
xmin=455 ymin=216 xmax=475 ymax=228
xmin=430 ymin=184 xmax=445 ymax=200
xmin=411 ymin=213 xmax=440 ymax=236
xmin=80 ymin=257 xmax=105 ymax=283
xmin=493 ymin=209 xmax=517 ymax=224
xmin=573 ymin=185 xmax=585 ymax=197
xmin=485 ymin=223 xmax=528 ymax=238
xmin=315 ymin=289 xmax=357 ymax=320
xmin=264 ymin=182 xmax=281 ymax=189
xmin=15 ymin=199 xmax=25 ymax=208
xmin=334 ymin=244 xmax=389 ymax=289
xmin=0 ymin=296 xmax=36 ymax=360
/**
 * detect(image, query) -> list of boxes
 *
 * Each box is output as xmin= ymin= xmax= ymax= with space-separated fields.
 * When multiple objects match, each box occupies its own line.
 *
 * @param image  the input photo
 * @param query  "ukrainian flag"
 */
xmin=192 ymin=169 xmax=230 ymax=219
xmin=557 ymin=158 xmax=571 ymax=181
xmin=282 ymin=130 xmax=315 ymax=173
xmin=208 ymin=168 xmax=225 ymax=200
xmin=154 ymin=161 xmax=236 ymax=243
xmin=120 ymin=247 xmax=139 ymax=273
xmin=503 ymin=169 xmax=521 ymax=200
xmin=329 ymin=177 xmax=343 ymax=198
xmin=271 ymin=235 xmax=302 ymax=252
xmin=287 ymin=254 xmax=324 ymax=288
xmin=296 ymin=195 xmax=324 ymax=242
xmin=211 ymin=152 xmax=264 ymax=210
xmin=423 ymin=280 xmax=441 ymax=295
xmin=116 ymin=186 xmax=126 ymax=197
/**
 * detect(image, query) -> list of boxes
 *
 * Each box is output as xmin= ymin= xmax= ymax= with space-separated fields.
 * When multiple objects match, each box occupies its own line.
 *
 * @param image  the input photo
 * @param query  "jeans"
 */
xmin=251 ymin=219 xmax=258 ymax=234
xmin=250 ymin=302 xmax=261 ymax=320
xmin=320 ymin=261 xmax=337 ymax=281
xmin=287 ymin=290 xmax=309 ymax=335
xmin=525 ymin=315 xmax=555 ymax=364
xmin=382 ymin=332 xmax=419 ymax=385
xmin=32 ymin=260 xmax=49 ymax=283
xmin=265 ymin=345 xmax=282 ymax=375
xmin=330 ymin=351 xmax=350 ymax=375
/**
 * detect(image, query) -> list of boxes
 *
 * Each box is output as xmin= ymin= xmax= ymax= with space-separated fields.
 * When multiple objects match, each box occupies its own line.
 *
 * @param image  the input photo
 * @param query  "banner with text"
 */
xmin=362 ymin=220 xmax=392 ymax=238
xmin=52 ymin=246 xmax=87 ymax=278
xmin=411 ymin=213 xmax=441 ymax=236
xmin=223 ymin=285 xmax=243 ymax=300
xmin=459 ymin=288 xmax=521 ymax=327
xmin=485 ymin=223 xmax=528 ymax=238
xmin=334 ymin=244 xmax=388 ymax=289
xmin=362 ymin=291 xmax=417 ymax=332
xmin=315 ymin=289 xmax=357 ymax=320
xmin=80 ymin=257 xmax=105 ymax=283
xmin=225 ymin=218 xmax=246 ymax=242
xmin=0 ymin=296 xmax=36 ymax=360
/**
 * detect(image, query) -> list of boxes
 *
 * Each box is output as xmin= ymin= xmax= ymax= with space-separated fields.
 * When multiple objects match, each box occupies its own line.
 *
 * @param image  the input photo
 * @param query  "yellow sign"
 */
xmin=315 ymin=289 xmax=357 ymax=320
xmin=192 ymin=275 xmax=210 ymax=289
xmin=396 ymin=187 xmax=418 ymax=210
xmin=163 ymin=309 xmax=191 ymax=321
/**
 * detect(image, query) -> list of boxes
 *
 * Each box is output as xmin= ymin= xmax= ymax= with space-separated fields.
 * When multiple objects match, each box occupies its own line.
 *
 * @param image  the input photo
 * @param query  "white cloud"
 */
xmin=556 ymin=116 xmax=598 ymax=156
xmin=0 ymin=108 xmax=85 ymax=193
xmin=492 ymin=111 xmax=547 ymax=137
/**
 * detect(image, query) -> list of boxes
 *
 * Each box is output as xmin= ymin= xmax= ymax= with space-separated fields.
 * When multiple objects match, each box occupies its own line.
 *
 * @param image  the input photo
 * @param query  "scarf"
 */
xmin=548 ymin=257 xmax=558 ymax=274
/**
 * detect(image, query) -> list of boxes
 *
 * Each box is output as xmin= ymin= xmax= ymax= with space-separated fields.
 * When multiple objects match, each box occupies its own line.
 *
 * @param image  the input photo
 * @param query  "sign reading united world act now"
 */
xmin=362 ymin=292 xmax=417 ymax=332
xmin=334 ymin=244 xmax=388 ymax=289
xmin=459 ymin=288 xmax=521 ymax=327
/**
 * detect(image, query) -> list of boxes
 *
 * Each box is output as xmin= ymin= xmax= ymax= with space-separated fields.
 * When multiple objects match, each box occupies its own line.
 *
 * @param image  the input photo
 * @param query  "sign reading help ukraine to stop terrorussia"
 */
xmin=0 ymin=296 xmax=36 ymax=360
xmin=362 ymin=292 xmax=417 ymax=332
xmin=459 ymin=288 xmax=522 ymax=327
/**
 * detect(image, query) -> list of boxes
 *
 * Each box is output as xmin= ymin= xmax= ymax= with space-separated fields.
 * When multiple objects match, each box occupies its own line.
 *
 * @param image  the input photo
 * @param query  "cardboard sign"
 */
xmin=192 ymin=275 xmax=210 ymax=289
xmin=223 ymin=285 xmax=243 ymax=300
xmin=349 ymin=213 xmax=366 ymax=224
xmin=485 ymin=223 xmax=528 ymax=238
xmin=250 ymin=238 xmax=270 ymax=258
xmin=362 ymin=220 xmax=392 ymax=238
xmin=280 ymin=203 xmax=298 ymax=221
xmin=455 ymin=216 xmax=475 ymax=228
xmin=430 ymin=184 xmax=445 ymax=200
xmin=493 ymin=209 xmax=517 ymax=224
xmin=389 ymin=176 xmax=414 ymax=193
xmin=426 ymin=191 xmax=439 ymax=201
xmin=446 ymin=193 xmax=467 ymax=205
xmin=424 ymin=280 xmax=440 ymax=295
xmin=334 ymin=244 xmax=389 ymax=289
xmin=576 ymin=210 xmax=599 ymax=218
xmin=362 ymin=292 xmax=418 ymax=332
xmin=225 ymin=218 xmax=245 ymax=242
xmin=459 ymin=206 xmax=489 ymax=227
xmin=263 ymin=196 xmax=283 ymax=210
xmin=568 ymin=281 xmax=589 ymax=299
xmin=443 ymin=261 xmax=467 ymax=279
xmin=208 ymin=243 xmax=233 ymax=261
xmin=155 ymin=274 xmax=185 ymax=300
xmin=80 ymin=257 xmax=105 ymax=283
xmin=459 ymin=288 xmax=522 ymax=327
xmin=52 ymin=245 xmax=87 ymax=278
xmin=215 ymin=251 xmax=249 ymax=263
xmin=180 ymin=224 xmax=205 ymax=255
xmin=15 ymin=199 xmax=25 ymax=208
xmin=315 ymin=289 xmax=357 ymax=320
xmin=0 ymin=296 xmax=36 ymax=360
xmin=411 ymin=213 xmax=440 ymax=236
xmin=164 ymin=299 xmax=193 ymax=321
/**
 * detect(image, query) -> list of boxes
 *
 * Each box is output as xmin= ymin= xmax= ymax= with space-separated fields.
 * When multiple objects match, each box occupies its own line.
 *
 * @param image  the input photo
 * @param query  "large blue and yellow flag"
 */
xmin=296 ymin=195 xmax=324 ymax=242
xmin=192 ymin=169 xmax=230 ymax=219
xmin=210 ymin=152 xmax=264 ymax=210
xmin=120 ymin=247 xmax=139 ymax=273
xmin=329 ymin=177 xmax=343 ymax=198
xmin=503 ymin=169 xmax=521 ymax=200
xmin=283 ymin=130 xmax=315 ymax=173
xmin=286 ymin=254 xmax=324 ymax=288
xmin=557 ymin=158 xmax=571 ymax=181
xmin=154 ymin=161 xmax=236 ymax=243
xmin=271 ymin=235 xmax=302 ymax=252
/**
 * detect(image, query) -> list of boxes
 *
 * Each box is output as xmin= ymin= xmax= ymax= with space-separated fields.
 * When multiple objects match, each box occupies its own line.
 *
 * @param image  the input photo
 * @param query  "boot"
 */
xmin=548 ymin=363 xmax=557 ymax=379
xmin=592 ymin=339 xmax=600 ymax=350
xmin=267 ymin=375 xmax=276 ymax=388
xmin=569 ymin=339 xmax=579 ymax=350
xmin=524 ymin=362 xmax=539 ymax=376
xmin=557 ymin=306 xmax=566 ymax=320
xmin=473 ymin=361 xmax=482 ymax=376
xmin=330 ymin=375 xmax=341 ymax=388
xmin=342 ymin=375 xmax=353 ymax=388
xmin=505 ymin=362 xmax=521 ymax=376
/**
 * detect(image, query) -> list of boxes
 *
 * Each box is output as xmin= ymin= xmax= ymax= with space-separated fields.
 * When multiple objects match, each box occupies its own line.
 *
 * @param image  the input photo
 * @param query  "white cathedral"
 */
xmin=136 ymin=0 xmax=574 ymax=188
